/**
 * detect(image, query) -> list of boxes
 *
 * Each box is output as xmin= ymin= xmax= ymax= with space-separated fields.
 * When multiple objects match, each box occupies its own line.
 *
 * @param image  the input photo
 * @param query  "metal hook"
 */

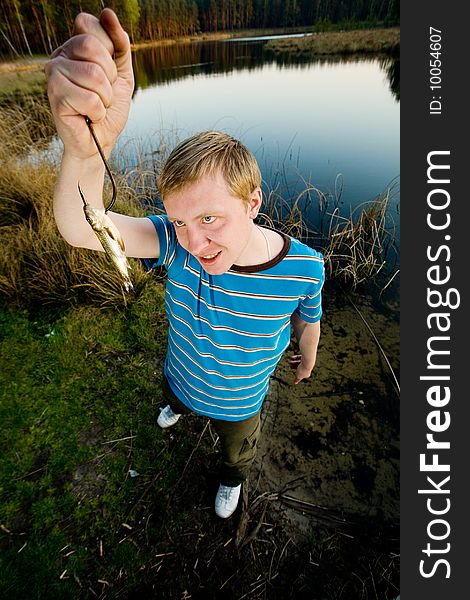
xmin=84 ymin=116 xmax=117 ymax=213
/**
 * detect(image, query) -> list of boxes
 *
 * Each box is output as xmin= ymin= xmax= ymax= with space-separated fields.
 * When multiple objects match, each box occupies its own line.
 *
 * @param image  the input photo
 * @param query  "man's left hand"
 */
xmin=289 ymin=354 xmax=313 ymax=385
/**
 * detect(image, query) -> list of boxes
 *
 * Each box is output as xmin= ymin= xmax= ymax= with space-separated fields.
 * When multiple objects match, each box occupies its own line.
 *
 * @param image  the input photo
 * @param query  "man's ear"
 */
xmin=248 ymin=188 xmax=262 ymax=219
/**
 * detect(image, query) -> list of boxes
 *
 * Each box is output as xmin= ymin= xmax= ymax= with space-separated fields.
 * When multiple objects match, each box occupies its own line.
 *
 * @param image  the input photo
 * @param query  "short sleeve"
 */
xmin=143 ymin=215 xmax=177 ymax=270
xmin=295 ymin=255 xmax=325 ymax=323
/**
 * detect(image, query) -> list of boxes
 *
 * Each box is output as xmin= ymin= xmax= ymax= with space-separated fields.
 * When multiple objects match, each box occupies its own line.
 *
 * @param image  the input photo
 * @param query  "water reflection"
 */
xmin=379 ymin=54 xmax=400 ymax=101
xmin=132 ymin=39 xmax=399 ymax=102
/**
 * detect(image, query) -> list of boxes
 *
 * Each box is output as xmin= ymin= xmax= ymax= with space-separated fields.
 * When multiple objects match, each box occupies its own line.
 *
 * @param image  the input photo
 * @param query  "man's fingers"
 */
xmin=46 ymin=9 xmax=134 ymax=158
xmin=48 ymin=71 xmax=107 ymax=124
xmin=73 ymin=12 xmax=115 ymax=56
xmin=72 ymin=10 xmax=132 ymax=82
xmin=66 ymin=34 xmax=118 ymax=83
xmin=99 ymin=9 xmax=133 ymax=78
xmin=49 ymin=34 xmax=117 ymax=105
xmin=52 ymin=57 xmax=113 ymax=109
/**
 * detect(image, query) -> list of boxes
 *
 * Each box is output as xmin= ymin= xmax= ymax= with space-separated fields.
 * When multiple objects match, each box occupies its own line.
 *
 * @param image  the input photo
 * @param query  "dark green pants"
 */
xmin=162 ymin=376 xmax=261 ymax=486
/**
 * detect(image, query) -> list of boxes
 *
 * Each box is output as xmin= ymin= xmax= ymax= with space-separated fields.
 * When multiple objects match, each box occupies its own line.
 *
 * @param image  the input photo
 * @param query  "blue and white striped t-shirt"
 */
xmin=145 ymin=215 xmax=324 ymax=421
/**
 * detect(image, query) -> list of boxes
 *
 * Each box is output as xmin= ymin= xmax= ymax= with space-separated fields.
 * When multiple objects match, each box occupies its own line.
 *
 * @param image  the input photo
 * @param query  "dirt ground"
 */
xmin=254 ymin=290 xmax=399 ymax=531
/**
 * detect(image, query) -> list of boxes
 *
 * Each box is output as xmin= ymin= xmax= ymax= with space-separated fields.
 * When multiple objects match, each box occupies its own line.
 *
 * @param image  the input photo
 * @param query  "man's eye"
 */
xmin=174 ymin=220 xmax=185 ymax=228
xmin=202 ymin=216 xmax=216 ymax=224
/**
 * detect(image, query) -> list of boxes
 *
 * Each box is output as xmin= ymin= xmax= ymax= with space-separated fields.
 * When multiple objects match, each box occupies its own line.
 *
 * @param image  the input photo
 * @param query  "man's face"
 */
xmin=163 ymin=171 xmax=261 ymax=275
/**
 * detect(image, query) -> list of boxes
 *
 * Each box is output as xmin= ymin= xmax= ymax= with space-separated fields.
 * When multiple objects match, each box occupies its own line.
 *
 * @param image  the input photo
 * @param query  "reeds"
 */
xmin=260 ymin=174 xmax=399 ymax=293
xmin=258 ymin=186 xmax=311 ymax=242
xmin=320 ymin=181 xmax=399 ymax=290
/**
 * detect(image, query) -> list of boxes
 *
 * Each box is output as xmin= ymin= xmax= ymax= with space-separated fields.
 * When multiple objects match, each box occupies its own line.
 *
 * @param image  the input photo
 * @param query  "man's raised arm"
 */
xmin=45 ymin=8 xmax=159 ymax=259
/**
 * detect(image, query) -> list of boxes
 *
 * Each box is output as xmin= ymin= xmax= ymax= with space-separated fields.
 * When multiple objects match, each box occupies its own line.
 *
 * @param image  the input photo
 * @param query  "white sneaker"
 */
xmin=157 ymin=405 xmax=181 ymax=429
xmin=215 ymin=483 xmax=242 ymax=518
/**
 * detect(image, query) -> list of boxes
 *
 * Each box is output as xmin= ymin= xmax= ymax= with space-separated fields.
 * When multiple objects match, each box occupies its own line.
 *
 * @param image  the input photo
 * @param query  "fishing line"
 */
xmin=84 ymin=115 xmax=117 ymax=212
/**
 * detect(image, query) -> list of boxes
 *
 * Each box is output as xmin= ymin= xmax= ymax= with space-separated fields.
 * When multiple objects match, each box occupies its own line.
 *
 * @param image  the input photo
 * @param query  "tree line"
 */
xmin=1 ymin=0 xmax=399 ymax=58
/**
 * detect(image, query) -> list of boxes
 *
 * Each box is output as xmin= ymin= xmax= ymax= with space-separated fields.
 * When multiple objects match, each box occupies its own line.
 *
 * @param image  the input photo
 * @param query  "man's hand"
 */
xmin=45 ymin=8 xmax=134 ymax=160
xmin=290 ymin=315 xmax=321 ymax=385
xmin=289 ymin=354 xmax=314 ymax=385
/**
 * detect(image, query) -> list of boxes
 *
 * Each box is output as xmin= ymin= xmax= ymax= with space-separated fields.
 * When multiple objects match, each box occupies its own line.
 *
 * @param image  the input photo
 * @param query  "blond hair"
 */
xmin=158 ymin=131 xmax=262 ymax=205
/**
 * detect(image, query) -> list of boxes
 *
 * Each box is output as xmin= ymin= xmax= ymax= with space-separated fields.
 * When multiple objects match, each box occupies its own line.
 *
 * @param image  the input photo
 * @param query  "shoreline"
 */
xmin=0 ymin=26 xmax=311 ymax=73
xmin=265 ymin=27 xmax=399 ymax=55
xmin=0 ymin=26 xmax=398 ymax=74
xmin=0 ymin=56 xmax=48 ymax=74
xmin=130 ymin=25 xmax=313 ymax=49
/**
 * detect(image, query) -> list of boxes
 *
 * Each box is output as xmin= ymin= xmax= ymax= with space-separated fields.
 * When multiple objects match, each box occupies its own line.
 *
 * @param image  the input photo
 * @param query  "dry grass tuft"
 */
xmin=259 ymin=185 xmax=311 ymax=242
xmin=260 ymin=174 xmax=399 ymax=292
xmin=0 ymin=95 xmax=55 ymax=151
xmin=320 ymin=181 xmax=399 ymax=290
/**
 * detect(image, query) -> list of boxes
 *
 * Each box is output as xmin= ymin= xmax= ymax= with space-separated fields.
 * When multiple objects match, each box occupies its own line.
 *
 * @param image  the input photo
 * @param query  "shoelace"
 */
xmin=220 ymin=487 xmax=237 ymax=502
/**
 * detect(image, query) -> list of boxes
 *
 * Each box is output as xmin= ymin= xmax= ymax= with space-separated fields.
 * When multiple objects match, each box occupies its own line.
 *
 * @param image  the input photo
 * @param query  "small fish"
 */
xmin=79 ymin=185 xmax=133 ymax=292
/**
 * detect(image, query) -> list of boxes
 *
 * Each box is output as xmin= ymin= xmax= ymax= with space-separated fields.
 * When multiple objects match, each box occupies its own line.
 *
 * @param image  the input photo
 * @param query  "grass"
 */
xmin=0 ymin=98 xmax=399 ymax=598
xmin=0 ymin=302 xmax=399 ymax=598
xmin=265 ymin=27 xmax=400 ymax=56
xmin=0 ymin=295 xmax=196 ymax=599
xmin=0 ymin=69 xmax=47 ymax=104
xmin=0 ymin=298 xmax=399 ymax=598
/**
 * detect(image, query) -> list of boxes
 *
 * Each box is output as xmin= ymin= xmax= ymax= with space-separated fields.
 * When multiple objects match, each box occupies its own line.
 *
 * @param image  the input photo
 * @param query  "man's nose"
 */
xmin=186 ymin=226 xmax=209 ymax=255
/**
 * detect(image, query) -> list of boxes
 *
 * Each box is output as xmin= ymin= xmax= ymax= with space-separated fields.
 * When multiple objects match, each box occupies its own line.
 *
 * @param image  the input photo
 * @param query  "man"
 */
xmin=46 ymin=9 xmax=323 ymax=518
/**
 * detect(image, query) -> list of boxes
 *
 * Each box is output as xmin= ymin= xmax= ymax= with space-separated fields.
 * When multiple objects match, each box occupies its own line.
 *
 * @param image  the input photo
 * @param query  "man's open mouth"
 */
xmin=199 ymin=250 xmax=222 ymax=264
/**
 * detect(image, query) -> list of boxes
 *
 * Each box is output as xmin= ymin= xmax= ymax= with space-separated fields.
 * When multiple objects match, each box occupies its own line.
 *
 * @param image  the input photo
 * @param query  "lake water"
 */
xmin=115 ymin=36 xmax=399 ymax=233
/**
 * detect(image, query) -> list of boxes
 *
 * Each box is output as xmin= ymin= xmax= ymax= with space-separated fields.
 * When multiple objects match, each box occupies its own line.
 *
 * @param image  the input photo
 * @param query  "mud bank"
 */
xmin=253 ymin=291 xmax=399 ymax=536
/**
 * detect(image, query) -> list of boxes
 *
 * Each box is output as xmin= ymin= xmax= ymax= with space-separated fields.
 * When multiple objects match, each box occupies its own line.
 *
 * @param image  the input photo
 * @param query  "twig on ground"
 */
xmin=101 ymin=435 xmax=137 ymax=445
xmin=166 ymin=420 xmax=210 ymax=501
xmin=347 ymin=295 xmax=400 ymax=396
xmin=237 ymin=504 xmax=268 ymax=550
